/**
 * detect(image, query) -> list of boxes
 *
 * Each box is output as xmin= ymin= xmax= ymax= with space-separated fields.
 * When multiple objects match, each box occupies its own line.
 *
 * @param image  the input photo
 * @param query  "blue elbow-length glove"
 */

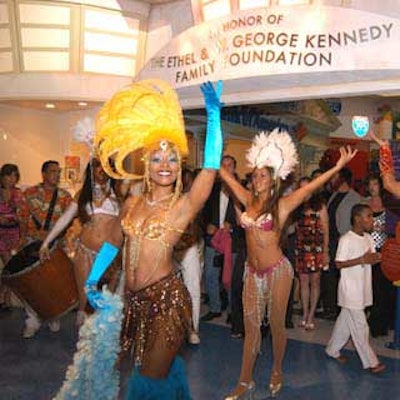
xmin=201 ymin=81 xmax=224 ymax=169
xmin=85 ymin=242 xmax=119 ymax=310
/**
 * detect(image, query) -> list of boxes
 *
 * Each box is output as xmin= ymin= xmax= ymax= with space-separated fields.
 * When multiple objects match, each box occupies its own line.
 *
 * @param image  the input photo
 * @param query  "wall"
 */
xmin=333 ymin=97 xmax=400 ymax=139
xmin=145 ymin=0 xmax=400 ymax=63
xmin=0 ymin=105 xmax=98 ymax=187
xmin=3 ymin=94 xmax=400 ymax=186
xmin=145 ymin=0 xmax=194 ymax=62
xmin=224 ymin=138 xmax=252 ymax=178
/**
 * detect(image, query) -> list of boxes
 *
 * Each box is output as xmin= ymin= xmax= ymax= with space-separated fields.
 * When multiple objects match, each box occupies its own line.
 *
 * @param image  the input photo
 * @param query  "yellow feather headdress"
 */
xmin=95 ymin=79 xmax=188 ymax=179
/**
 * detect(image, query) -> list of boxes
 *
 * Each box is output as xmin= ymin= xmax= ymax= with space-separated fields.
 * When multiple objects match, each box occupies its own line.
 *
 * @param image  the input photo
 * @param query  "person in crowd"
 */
xmin=363 ymin=173 xmax=394 ymax=337
xmin=229 ymin=209 xmax=246 ymax=339
xmin=17 ymin=160 xmax=72 ymax=338
xmin=39 ymin=158 xmax=121 ymax=326
xmin=174 ymin=167 xmax=203 ymax=344
xmin=322 ymin=167 xmax=361 ymax=320
xmin=0 ymin=164 xmax=23 ymax=311
xmin=219 ymin=129 xmax=356 ymax=399
xmin=54 ymin=79 xmax=224 ymax=399
xmin=311 ymin=168 xmax=332 ymax=201
xmin=200 ymin=155 xmax=242 ymax=323
xmin=325 ymin=204 xmax=385 ymax=374
xmin=280 ymin=174 xmax=298 ymax=330
xmin=294 ymin=176 xmax=329 ymax=331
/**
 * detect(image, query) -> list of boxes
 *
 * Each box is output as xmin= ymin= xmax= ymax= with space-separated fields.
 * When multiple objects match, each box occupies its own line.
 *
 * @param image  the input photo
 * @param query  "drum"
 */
xmin=2 ymin=240 xmax=78 ymax=320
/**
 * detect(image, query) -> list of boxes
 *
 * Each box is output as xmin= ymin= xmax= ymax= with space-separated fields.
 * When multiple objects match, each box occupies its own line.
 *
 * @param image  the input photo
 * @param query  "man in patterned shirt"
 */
xmin=17 ymin=160 xmax=72 ymax=338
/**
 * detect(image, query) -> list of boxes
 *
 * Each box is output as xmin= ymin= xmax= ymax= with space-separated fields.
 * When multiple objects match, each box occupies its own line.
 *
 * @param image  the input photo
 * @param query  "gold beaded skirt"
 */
xmin=120 ymin=272 xmax=191 ymax=366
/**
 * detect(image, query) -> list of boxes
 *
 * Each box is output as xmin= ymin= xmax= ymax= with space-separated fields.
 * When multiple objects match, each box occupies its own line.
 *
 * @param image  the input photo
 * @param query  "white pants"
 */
xmin=326 ymin=307 xmax=379 ymax=369
xmin=179 ymin=243 xmax=202 ymax=333
xmin=25 ymin=302 xmax=59 ymax=329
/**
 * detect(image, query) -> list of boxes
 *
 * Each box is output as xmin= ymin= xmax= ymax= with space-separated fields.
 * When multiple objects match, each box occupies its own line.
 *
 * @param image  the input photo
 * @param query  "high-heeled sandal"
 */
xmin=269 ymin=371 xmax=283 ymax=398
xmin=224 ymin=381 xmax=256 ymax=400
xmin=305 ymin=322 xmax=315 ymax=331
xmin=298 ymin=320 xmax=306 ymax=328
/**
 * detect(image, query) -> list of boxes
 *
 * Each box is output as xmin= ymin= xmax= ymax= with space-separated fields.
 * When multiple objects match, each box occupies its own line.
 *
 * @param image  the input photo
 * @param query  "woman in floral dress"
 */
xmin=295 ymin=176 xmax=329 ymax=331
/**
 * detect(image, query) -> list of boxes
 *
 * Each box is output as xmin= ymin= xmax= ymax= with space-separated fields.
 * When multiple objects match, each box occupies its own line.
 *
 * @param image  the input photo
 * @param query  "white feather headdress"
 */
xmin=72 ymin=117 xmax=95 ymax=153
xmin=246 ymin=129 xmax=298 ymax=180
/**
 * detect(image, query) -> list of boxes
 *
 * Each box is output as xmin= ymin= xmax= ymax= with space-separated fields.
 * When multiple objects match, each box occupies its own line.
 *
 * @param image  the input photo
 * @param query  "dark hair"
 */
xmin=41 ymin=160 xmax=59 ymax=173
xmin=182 ymin=167 xmax=195 ymax=193
xmin=222 ymin=154 xmax=237 ymax=169
xmin=254 ymin=166 xmax=282 ymax=230
xmin=1 ymin=163 xmax=20 ymax=182
xmin=339 ymin=167 xmax=353 ymax=185
xmin=77 ymin=159 xmax=115 ymax=224
xmin=351 ymin=203 xmax=371 ymax=225
xmin=294 ymin=176 xmax=325 ymax=219
xmin=365 ymin=173 xmax=382 ymax=195
xmin=193 ymin=168 xmax=202 ymax=178
xmin=298 ymin=176 xmax=311 ymax=186
xmin=311 ymin=168 xmax=323 ymax=179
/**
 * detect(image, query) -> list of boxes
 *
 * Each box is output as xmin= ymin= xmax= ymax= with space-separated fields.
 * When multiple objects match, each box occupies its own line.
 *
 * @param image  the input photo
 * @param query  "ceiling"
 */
xmin=1 ymin=94 xmax=399 ymax=113
xmin=0 ymin=99 xmax=102 ymax=112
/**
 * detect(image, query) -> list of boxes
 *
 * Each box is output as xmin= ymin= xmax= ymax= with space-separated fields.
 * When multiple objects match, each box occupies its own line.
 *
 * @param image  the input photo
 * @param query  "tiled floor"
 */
xmin=1 ymin=306 xmax=399 ymax=400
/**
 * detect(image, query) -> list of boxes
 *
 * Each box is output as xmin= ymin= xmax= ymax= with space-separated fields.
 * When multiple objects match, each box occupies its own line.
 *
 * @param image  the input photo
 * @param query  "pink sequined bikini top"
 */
xmin=240 ymin=211 xmax=274 ymax=231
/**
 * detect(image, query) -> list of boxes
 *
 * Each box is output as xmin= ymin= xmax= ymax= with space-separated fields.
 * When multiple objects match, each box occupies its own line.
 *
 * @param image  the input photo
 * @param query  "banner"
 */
xmin=139 ymin=6 xmax=400 ymax=87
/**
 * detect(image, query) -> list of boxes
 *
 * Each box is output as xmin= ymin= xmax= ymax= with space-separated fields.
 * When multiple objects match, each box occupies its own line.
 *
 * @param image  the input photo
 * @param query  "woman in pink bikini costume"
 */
xmin=220 ymin=130 xmax=356 ymax=399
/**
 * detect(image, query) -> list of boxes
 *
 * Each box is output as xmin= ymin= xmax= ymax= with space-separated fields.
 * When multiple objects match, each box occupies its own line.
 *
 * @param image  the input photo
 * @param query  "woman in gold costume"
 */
xmin=220 ymin=130 xmax=356 ymax=399
xmin=82 ymin=79 xmax=224 ymax=399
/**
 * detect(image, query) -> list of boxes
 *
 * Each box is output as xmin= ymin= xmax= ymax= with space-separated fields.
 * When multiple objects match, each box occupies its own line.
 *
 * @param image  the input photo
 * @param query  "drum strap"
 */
xmin=43 ymin=189 xmax=58 ymax=231
xmin=32 ymin=189 xmax=59 ymax=231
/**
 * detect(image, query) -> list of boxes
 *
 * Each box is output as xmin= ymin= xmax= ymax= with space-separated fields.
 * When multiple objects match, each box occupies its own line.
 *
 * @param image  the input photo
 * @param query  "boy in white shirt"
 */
xmin=326 ymin=204 xmax=385 ymax=374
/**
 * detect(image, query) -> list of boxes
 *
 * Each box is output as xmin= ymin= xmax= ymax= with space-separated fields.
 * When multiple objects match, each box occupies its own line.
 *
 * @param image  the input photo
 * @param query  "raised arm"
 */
xmin=39 ymin=202 xmax=78 ymax=260
xmin=219 ymin=166 xmax=251 ymax=206
xmin=186 ymin=81 xmax=224 ymax=215
xmin=368 ymin=130 xmax=400 ymax=197
xmin=281 ymin=146 xmax=357 ymax=214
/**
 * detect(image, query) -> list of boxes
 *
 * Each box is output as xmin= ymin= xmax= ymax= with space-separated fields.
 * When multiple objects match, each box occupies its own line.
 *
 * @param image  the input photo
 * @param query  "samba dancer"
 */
xmin=219 ymin=131 xmax=356 ymax=399
xmin=39 ymin=158 xmax=122 ymax=326
xmin=55 ymin=79 xmax=224 ymax=400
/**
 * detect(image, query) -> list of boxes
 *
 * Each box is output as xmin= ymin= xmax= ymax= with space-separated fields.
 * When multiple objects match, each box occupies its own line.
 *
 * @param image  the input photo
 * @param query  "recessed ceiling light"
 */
xmin=45 ymin=103 xmax=56 ymax=109
xmin=78 ymin=101 xmax=88 ymax=107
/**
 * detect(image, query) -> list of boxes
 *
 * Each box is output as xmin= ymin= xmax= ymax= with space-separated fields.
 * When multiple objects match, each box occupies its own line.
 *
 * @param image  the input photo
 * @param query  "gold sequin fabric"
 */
xmin=120 ymin=273 xmax=191 ymax=366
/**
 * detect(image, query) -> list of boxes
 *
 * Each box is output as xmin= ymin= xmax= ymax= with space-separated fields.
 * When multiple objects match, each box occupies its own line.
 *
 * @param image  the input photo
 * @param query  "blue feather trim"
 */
xmin=126 ymin=356 xmax=192 ymax=400
xmin=54 ymin=288 xmax=123 ymax=400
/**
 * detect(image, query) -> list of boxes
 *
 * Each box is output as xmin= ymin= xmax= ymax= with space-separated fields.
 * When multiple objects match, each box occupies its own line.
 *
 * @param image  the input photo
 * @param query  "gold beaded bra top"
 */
xmin=121 ymin=196 xmax=184 ymax=287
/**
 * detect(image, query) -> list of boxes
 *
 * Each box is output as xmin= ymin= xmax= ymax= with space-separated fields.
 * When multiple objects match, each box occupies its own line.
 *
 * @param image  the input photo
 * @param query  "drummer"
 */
xmin=17 ymin=160 xmax=72 ymax=338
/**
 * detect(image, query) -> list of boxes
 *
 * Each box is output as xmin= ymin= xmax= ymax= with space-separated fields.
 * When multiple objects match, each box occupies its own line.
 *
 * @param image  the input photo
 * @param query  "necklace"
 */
xmin=145 ymin=193 xmax=173 ymax=207
xmin=92 ymin=184 xmax=111 ymax=207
